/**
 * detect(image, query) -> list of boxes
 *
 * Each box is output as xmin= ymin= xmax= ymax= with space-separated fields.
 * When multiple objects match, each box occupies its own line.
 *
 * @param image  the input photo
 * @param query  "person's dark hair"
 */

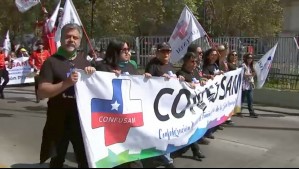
xmin=61 ymin=23 xmax=83 ymax=41
xmin=202 ymin=47 xmax=217 ymax=69
xmin=187 ymin=44 xmax=200 ymax=53
xmin=99 ymin=47 xmax=106 ymax=53
xmin=35 ymin=39 xmax=44 ymax=46
xmin=243 ymin=53 xmax=255 ymax=72
xmin=227 ymin=50 xmax=237 ymax=63
xmin=103 ymin=40 xmax=126 ymax=69
xmin=182 ymin=52 xmax=197 ymax=63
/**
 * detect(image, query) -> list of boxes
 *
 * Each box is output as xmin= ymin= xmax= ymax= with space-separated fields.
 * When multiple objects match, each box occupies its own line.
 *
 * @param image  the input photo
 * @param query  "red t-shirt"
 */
xmin=0 ymin=53 xmax=5 ymax=69
xmin=29 ymin=50 xmax=51 ymax=70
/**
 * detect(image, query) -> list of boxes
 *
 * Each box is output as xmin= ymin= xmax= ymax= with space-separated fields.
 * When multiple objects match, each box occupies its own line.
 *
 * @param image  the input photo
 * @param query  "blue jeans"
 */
xmin=241 ymin=90 xmax=254 ymax=114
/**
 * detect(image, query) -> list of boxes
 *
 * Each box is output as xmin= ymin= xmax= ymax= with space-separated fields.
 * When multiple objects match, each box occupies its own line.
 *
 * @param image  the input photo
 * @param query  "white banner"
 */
xmin=55 ymin=0 xmax=82 ymax=47
xmin=254 ymin=43 xmax=278 ymax=89
xmin=15 ymin=0 xmax=40 ymax=13
xmin=168 ymin=5 xmax=206 ymax=64
xmin=75 ymin=68 xmax=243 ymax=168
xmin=7 ymin=57 xmax=34 ymax=85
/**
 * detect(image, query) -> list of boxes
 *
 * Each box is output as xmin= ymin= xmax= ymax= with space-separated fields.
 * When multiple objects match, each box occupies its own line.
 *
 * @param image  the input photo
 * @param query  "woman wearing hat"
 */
xmin=18 ymin=48 xmax=30 ymax=58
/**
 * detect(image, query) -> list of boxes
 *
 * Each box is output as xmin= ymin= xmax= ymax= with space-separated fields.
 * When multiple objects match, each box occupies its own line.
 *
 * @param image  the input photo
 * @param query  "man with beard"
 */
xmin=38 ymin=23 xmax=96 ymax=168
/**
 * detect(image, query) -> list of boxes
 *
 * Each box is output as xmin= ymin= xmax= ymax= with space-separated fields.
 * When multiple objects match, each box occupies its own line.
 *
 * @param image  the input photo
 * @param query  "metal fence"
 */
xmin=92 ymin=36 xmax=299 ymax=90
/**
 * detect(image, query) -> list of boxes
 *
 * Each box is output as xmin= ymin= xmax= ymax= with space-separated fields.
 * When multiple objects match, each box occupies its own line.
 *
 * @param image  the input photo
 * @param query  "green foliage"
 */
xmin=206 ymin=0 xmax=283 ymax=37
xmin=0 ymin=0 xmax=283 ymax=41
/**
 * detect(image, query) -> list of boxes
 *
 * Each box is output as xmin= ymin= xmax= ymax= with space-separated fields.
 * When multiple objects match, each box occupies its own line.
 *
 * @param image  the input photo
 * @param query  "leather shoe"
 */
xmin=0 ymin=92 xmax=4 ymax=99
xmin=165 ymin=163 xmax=175 ymax=168
xmin=198 ymin=137 xmax=210 ymax=145
xmin=192 ymin=154 xmax=202 ymax=161
xmin=206 ymin=133 xmax=215 ymax=139
xmin=249 ymin=113 xmax=258 ymax=118
xmin=217 ymin=125 xmax=224 ymax=130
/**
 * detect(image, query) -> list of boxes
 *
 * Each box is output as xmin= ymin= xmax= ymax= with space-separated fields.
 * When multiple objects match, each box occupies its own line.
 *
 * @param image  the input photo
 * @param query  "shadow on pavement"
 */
xmin=240 ymin=113 xmax=285 ymax=118
xmin=5 ymin=97 xmax=34 ymax=103
xmin=178 ymin=155 xmax=203 ymax=162
xmin=141 ymin=156 xmax=166 ymax=168
xmin=5 ymin=91 xmax=35 ymax=95
xmin=10 ymin=163 xmax=73 ymax=168
xmin=0 ymin=113 xmax=13 ymax=117
xmin=24 ymin=106 xmax=47 ymax=112
xmin=10 ymin=163 xmax=48 ymax=168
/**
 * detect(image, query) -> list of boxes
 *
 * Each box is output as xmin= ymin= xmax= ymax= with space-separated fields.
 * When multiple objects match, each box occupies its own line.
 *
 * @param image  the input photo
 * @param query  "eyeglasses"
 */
xmin=198 ymin=52 xmax=203 ymax=55
xmin=232 ymin=53 xmax=237 ymax=56
xmin=121 ymin=48 xmax=130 ymax=52
xmin=159 ymin=50 xmax=171 ymax=54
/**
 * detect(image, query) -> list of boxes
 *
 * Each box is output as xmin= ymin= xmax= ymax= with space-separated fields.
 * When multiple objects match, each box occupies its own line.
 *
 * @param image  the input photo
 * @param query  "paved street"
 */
xmin=0 ymin=86 xmax=299 ymax=168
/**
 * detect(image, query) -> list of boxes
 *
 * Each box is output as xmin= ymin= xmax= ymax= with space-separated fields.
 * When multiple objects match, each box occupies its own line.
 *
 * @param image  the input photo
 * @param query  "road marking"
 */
xmin=218 ymin=138 xmax=269 ymax=152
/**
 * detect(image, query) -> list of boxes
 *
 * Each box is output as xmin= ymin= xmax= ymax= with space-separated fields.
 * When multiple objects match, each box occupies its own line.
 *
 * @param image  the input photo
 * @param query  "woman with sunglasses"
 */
xmin=174 ymin=52 xmax=206 ymax=161
xmin=242 ymin=53 xmax=258 ymax=118
xmin=225 ymin=51 xmax=241 ymax=122
xmin=93 ymin=40 xmax=139 ymax=76
xmin=94 ymin=40 xmax=142 ymax=168
xmin=201 ymin=48 xmax=225 ymax=139
xmin=227 ymin=51 xmax=239 ymax=71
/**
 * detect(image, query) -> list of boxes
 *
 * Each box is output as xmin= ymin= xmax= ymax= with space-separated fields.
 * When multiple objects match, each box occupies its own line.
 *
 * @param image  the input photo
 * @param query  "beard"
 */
xmin=64 ymin=43 xmax=77 ymax=52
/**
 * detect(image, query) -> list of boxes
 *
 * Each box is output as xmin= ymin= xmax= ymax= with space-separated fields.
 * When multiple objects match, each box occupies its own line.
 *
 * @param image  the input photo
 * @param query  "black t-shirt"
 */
xmin=176 ymin=68 xmax=202 ymax=83
xmin=39 ymin=54 xmax=90 ymax=112
xmin=228 ymin=63 xmax=237 ymax=71
xmin=145 ymin=57 xmax=176 ymax=77
xmin=93 ymin=60 xmax=114 ymax=72
xmin=203 ymin=63 xmax=220 ymax=75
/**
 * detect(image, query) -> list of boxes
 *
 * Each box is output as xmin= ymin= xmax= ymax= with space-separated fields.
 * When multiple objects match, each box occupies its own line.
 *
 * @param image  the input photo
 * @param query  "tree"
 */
xmin=0 ymin=0 xmax=283 ymax=43
xmin=205 ymin=0 xmax=283 ymax=37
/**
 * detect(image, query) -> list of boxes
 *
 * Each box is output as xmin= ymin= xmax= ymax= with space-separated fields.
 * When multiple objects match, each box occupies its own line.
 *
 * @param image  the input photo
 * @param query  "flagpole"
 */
xmin=204 ymin=33 xmax=214 ymax=48
xmin=81 ymin=25 xmax=96 ymax=56
xmin=68 ymin=0 xmax=96 ymax=56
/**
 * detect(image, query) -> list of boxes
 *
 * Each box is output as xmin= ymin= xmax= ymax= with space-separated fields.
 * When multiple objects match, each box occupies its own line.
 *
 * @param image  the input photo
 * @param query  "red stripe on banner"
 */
xmin=91 ymin=112 xmax=144 ymax=146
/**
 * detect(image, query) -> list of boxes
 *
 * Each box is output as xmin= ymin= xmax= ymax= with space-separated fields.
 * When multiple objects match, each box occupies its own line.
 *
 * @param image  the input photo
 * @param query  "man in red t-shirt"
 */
xmin=0 ymin=47 xmax=10 ymax=99
xmin=29 ymin=40 xmax=51 ymax=103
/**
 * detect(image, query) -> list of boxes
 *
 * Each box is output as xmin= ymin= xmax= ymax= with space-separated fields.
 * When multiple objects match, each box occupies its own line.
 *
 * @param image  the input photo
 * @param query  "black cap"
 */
xmin=157 ymin=42 xmax=172 ymax=51
xmin=35 ymin=40 xmax=44 ymax=46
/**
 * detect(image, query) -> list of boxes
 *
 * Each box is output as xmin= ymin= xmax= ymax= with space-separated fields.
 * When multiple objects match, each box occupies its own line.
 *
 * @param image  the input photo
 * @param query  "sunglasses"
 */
xmin=121 ymin=48 xmax=130 ymax=52
xmin=159 ymin=50 xmax=171 ymax=54
xmin=232 ymin=53 xmax=237 ymax=56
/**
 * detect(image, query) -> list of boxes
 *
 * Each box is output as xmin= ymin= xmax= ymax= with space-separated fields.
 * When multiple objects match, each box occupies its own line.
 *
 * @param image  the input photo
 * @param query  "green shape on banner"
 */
xmin=95 ymin=147 xmax=163 ymax=168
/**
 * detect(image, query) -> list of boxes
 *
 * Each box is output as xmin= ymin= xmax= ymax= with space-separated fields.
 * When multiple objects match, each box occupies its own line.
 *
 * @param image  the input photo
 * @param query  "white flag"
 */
xmin=254 ymin=43 xmax=278 ymax=89
xmin=3 ymin=30 xmax=11 ymax=58
xmin=15 ymin=0 xmax=40 ymax=13
xmin=168 ymin=6 xmax=207 ymax=63
xmin=48 ymin=0 xmax=61 ymax=33
xmin=55 ymin=0 xmax=82 ymax=47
